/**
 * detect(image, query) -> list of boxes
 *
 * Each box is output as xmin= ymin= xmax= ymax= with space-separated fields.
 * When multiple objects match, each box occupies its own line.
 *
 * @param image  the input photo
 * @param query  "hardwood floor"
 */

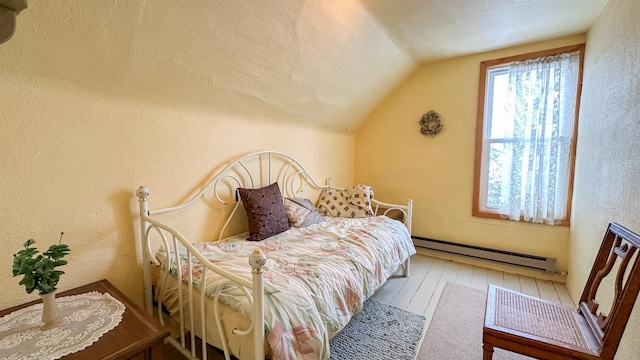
xmin=370 ymin=253 xmax=573 ymax=326
xmin=163 ymin=253 xmax=573 ymax=359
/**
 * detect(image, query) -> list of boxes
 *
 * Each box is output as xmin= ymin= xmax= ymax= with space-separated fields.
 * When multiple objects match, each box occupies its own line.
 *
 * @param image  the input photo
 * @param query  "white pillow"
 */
xmin=284 ymin=198 xmax=325 ymax=227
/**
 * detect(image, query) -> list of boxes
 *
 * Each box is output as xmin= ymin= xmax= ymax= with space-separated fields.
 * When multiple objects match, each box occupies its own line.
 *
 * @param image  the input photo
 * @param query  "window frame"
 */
xmin=472 ymin=44 xmax=585 ymax=226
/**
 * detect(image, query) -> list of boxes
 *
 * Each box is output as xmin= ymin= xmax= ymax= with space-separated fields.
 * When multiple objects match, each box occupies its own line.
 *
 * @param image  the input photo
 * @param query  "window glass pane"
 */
xmin=489 ymin=72 xmax=510 ymax=139
xmin=487 ymin=142 xmax=505 ymax=208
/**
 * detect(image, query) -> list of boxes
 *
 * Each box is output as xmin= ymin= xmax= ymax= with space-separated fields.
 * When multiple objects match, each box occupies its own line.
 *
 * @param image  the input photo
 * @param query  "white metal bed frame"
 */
xmin=136 ymin=150 xmax=413 ymax=360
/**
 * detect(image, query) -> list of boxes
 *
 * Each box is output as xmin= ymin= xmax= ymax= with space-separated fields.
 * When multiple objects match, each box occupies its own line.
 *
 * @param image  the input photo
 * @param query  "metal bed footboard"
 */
xmin=138 ymin=189 xmax=266 ymax=360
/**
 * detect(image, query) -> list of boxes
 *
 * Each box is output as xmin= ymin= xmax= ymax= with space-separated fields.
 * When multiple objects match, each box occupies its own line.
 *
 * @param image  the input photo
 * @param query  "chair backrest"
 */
xmin=578 ymin=222 xmax=640 ymax=359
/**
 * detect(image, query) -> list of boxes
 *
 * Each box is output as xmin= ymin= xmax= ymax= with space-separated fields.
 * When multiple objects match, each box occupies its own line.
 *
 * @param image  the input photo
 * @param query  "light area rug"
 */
xmin=329 ymin=299 xmax=426 ymax=360
xmin=416 ymin=282 xmax=534 ymax=360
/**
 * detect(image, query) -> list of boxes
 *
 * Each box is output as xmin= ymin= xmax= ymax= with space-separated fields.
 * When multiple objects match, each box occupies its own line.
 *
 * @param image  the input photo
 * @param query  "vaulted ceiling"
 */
xmin=3 ymin=0 xmax=608 ymax=132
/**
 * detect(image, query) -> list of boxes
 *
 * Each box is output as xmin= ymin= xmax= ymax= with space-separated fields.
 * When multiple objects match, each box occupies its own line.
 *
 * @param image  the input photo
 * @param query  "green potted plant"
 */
xmin=12 ymin=232 xmax=70 ymax=328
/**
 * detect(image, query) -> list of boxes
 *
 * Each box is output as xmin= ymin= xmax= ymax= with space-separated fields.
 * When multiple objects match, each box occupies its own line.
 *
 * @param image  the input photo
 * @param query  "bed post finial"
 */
xmin=136 ymin=186 xmax=150 ymax=202
xmin=249 ymin=249 xmax=267 ymax=274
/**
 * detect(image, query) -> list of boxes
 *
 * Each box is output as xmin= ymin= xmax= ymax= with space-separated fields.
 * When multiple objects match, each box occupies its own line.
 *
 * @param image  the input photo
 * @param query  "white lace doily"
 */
xmin=0 ymin=291 xmax=125 ymax=360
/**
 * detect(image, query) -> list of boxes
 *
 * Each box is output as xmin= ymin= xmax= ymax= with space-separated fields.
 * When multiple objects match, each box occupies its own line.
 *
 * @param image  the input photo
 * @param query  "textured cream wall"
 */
xmin=0 ymin=71 xmax=354 ymax=309
xmin=568 ymin=0 xmax=640 ymax=358
xmin=0 ymin=5 xmax=356 ymax=309
xmin=354 ymin=35 xmax=587 ymax=273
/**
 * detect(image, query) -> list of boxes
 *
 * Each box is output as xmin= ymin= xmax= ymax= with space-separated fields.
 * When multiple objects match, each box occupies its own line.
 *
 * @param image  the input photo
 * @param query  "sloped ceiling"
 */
xmin=2 ymin=0 xmax=607 ymax=132
xmin=360 ymin=0 xmax=608 ymax=62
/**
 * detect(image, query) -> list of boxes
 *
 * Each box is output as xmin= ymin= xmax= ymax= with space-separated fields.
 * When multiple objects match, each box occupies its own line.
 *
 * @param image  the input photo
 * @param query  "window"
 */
xmin=473 ymin=44 xmax=584 ymax=226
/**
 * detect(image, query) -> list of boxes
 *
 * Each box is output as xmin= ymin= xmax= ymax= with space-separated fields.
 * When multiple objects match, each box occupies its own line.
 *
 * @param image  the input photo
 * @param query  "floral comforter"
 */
xmin=157 ymin=215 xmax=416 ymax=360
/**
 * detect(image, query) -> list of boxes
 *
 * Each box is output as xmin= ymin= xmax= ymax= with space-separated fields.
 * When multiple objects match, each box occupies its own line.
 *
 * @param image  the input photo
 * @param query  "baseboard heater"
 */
xmin=412 ymin=236 xmax=557 ymax=273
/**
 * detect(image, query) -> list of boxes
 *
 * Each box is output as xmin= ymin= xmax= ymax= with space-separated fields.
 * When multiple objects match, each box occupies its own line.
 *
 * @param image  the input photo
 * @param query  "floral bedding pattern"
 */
xmin=156 ymin=215 xmax=416 ymax=360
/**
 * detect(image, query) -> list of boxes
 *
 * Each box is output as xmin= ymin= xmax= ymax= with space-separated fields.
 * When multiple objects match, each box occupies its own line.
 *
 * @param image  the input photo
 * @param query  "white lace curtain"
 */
xmin=498 ymin=51 xmax=580 ymax=225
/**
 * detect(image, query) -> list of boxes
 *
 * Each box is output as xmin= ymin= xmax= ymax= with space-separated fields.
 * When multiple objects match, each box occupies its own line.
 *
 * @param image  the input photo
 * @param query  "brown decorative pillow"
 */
xmin=238 ymin=182 xmax=290 ymax=241
xmin=284 ymin=197 xmax=325 ymax=227
xmin=316 ymin=185 xmax=375 ymax=218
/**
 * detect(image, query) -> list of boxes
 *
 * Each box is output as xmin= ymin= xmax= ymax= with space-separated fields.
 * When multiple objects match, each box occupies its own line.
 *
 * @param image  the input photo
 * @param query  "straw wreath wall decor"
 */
xmin=419 ymin=110 xmax=444 ymax=137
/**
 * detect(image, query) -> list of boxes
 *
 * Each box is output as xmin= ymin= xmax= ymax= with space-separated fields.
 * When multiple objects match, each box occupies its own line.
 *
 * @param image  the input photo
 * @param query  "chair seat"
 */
xmin=493 ymin=286 xmax=589 ymax=347
xmin=484 ymin=285 xmax=601 ymax=358
xmin=483 ymin=224 xmax=640 ymax=360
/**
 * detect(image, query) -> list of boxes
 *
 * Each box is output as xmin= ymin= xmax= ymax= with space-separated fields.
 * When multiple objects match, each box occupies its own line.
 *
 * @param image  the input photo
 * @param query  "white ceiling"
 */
xmin=359 ymin=0 xmax=609 ymax=62
xmin=3 ymin=1 xmax=609 ymax=132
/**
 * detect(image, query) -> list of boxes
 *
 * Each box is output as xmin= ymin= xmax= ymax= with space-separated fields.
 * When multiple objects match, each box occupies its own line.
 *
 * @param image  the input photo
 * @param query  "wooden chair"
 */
xmin=483 ymin=222 xmax=640 ymax=360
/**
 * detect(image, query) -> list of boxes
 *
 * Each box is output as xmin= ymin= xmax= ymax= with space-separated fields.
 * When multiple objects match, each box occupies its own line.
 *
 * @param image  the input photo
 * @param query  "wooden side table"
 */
xmin=0 ymin=279 xmax=170 ymax=360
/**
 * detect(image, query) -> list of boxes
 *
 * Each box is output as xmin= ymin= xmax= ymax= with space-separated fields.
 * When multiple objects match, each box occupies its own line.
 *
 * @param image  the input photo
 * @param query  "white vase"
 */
xmin=40 ymin=290 xmax=62 ymax=330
